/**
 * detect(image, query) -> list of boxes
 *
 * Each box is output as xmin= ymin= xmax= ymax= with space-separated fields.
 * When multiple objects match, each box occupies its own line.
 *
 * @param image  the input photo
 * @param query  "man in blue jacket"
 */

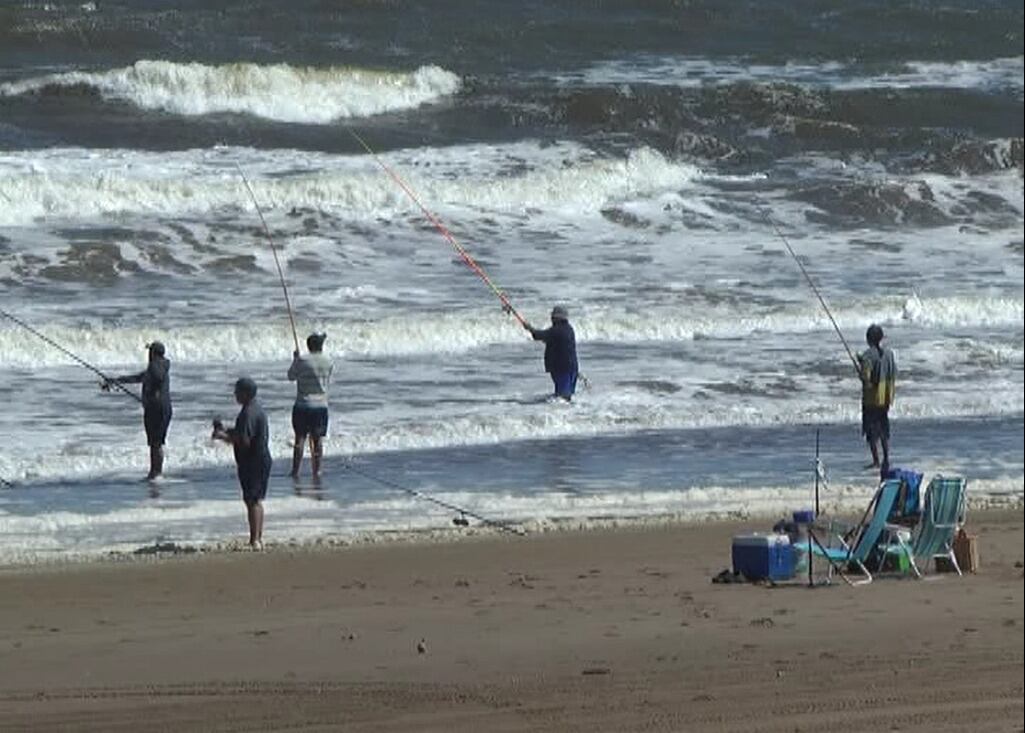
xmin=524 ymin=305 xmax=579 ymax=401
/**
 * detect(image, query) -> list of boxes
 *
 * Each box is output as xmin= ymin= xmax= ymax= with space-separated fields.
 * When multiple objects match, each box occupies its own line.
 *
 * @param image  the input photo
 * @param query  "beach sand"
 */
xmin=0 ymin=510 xmax=1022 ymax=732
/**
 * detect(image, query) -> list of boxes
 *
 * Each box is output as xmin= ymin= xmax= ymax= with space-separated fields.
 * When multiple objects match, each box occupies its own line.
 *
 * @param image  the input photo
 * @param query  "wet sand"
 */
xmin=0 ymin=510 xmax=1022 ymax=732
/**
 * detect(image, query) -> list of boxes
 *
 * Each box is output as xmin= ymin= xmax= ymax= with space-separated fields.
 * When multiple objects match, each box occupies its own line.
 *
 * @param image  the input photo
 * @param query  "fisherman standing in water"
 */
xmin=287 ymin=332 xmax=334 ymax=479
xmin=105 ymin=341 xmax=172 ymax=481
xmin=212 ymin=377 xmax=272 ymax=551
xmin=859 ymin=324 xmax=897 ymax=472
xmin=523 ymin=305 xmax=579 ymax=401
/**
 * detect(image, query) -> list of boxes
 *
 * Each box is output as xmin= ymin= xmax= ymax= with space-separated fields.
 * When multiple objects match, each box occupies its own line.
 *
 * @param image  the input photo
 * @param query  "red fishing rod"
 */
xmin=346 ymin=128 xmax=526 ymax=327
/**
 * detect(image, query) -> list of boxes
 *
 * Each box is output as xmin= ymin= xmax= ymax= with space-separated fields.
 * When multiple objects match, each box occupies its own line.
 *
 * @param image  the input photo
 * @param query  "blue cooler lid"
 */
xmin=793 ymin=509 xmax=815 ymax=524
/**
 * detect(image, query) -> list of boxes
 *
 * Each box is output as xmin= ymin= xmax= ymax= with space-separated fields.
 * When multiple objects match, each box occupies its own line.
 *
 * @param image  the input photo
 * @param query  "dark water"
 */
xmin=2 ymin=1 xmax=1022 ymax=165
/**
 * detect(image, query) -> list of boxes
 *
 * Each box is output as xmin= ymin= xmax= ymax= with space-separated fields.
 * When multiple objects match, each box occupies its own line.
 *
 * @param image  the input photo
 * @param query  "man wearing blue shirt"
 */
xmin=524 ymin=305 xmax=579 ymax=401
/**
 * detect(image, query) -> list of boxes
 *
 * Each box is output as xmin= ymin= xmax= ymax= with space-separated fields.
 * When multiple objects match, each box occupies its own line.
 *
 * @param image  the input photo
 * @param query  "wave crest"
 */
xmin=1 ymin=295 xmax=1020 ymax=369
xmin=0 ymin=60 xmax=461 ymax=123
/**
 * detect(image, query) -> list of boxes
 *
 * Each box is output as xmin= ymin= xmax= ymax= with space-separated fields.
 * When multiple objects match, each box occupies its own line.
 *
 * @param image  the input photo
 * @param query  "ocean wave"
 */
xmin=0 ymin=143 xmax=699 ymax=227
xmin=1 ymin=295 xmax=1020 ymax=369
xmin=0 ymin=60 xmax=461 ymax=123
xmin=564 ymin=55 xmax=1025 ymax=94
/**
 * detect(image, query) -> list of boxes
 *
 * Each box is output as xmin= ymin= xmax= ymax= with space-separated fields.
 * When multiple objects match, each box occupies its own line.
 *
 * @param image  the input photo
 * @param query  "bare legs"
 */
xmin=290 ymin=438 xmax=303 ymax=478
xmin=866 ymin=437 xmax=890 ymax=476
xmin=290 ymin=435 xmax=322 ymax=480
xmin=310 ymin=436 xmax=322 ymax=478
xmin=246 ymin=501 xmax=264 ymax=548
xmin=147 ymin=445 xmax=164 ymax=480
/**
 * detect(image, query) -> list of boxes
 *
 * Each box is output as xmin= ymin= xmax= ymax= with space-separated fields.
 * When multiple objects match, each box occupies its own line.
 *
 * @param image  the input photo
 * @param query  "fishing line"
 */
xmin=762 ymin=210 xmax=861 ymax=378
xmin=344 ymin=128 xmax=527 ymax=328
xmin=235 ymin=163 xmax=322 ymax=465
xmin=340 ymin=459 xmax=527 ymax=537
xmin=0 ymin=306 xmax=142 ymax=403
xmin=235 ymin=162 xmax=301 ymax=352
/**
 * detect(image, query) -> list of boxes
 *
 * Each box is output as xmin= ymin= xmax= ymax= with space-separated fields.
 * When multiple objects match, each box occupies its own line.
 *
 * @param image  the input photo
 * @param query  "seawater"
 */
xmin=0 ymin=1 xmax=1022 ymax=562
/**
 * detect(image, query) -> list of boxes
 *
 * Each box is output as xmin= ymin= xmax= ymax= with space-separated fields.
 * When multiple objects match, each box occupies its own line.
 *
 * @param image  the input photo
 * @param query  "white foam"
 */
xmin=2 ymin=476 xmax=1019 ymax=564
xmin=0 ymin=294 xmax=1020 ymax=369
xmin=0 ymin=382 xmax=1021 ymax=486
xmin=0 ymin=61 xmax=461 ymax=123
xmin=563 ymin=55 xmax=1025 ymax=95
xmin=0 ymin=143 xmax=701 ymax=227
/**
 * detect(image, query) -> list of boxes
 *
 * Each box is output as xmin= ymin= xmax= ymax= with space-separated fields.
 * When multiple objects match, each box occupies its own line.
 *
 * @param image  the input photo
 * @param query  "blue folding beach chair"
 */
xmin=794 ymin=479 xmax=901 ymax=586
xmin=884 ymin=476 xmax=967 ymax=578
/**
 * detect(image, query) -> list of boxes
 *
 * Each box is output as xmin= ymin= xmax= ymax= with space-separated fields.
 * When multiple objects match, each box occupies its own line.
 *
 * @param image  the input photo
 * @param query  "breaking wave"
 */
xmin=0 ymin=144 xmax=700 ymax=227
xmin=1 ymin=295 xmax=1020 ymax=369
xmin=0 ymin=60 xmax=461 ymax=123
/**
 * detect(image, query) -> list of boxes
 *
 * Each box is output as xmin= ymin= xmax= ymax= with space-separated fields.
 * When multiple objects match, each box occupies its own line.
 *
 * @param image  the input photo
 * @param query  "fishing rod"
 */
xmin=762 ymin=211 xmax=861 ymax=378
xmin=236 ymin=163 xmax=326 ymax=468
xmin=340 ymin=459 xmax=527 ymax=537
xmin=235 ymin=163 xmax=301 ymax=352
xmin=345 ymin=128 xmax=527 ymax=328
xmin=0 ymin=306 xmax=142 ymax=403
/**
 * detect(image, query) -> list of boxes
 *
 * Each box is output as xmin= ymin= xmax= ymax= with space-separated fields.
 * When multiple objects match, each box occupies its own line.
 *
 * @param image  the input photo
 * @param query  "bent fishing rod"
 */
xmin=0 ymin=306 xmax=142 ymax=403
xmin=345 ymin=128 xmax=527 ymax=328
xmin=762 ymin=211 xmax=862 ymax=379
xmin=340 ymin=459 xmax=527 ymax=537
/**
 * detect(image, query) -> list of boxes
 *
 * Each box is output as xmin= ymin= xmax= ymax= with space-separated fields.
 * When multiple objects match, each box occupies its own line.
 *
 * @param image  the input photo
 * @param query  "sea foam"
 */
xmin=0 ymin=60 xmax=461 ymax=123
xmin=0 ymin=294 xmax=1021 ymax=369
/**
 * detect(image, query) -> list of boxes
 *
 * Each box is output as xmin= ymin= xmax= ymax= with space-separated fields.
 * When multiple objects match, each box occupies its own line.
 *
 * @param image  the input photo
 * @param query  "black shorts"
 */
xmin=292 ymin=404 xmax=329 ymax=438
xmin=862 ymin=405 xmax=890 ymax=442
xmin=144 ymin=405 xmax=172 ymax=447
xmin=238 ymin=456 xmax=272 ymax=506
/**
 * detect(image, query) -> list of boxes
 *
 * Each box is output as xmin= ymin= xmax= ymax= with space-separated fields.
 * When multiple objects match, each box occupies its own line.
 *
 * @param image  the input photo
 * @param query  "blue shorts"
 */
xmin=550 ymin=371 xmax=578 ymax=399
xmin=238 ymin=455 xmax=272 ymax=506
xmin=292 ymin=404 xmax=329 ymax=438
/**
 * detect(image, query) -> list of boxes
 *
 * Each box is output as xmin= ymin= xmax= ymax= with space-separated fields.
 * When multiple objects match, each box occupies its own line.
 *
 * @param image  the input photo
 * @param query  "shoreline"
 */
xmin=0 ymin=508 xmax=1021 ymax=731
xmin=3 ymin=495 xmax=1022 ymax=571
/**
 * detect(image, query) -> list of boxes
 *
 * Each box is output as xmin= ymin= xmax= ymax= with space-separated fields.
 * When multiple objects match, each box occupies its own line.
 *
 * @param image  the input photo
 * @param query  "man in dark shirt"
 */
xmin=858 ymin=324 xmax=897 ymax=473
xmin=106 ymin=341 xmax=172 ymax=480
xmin=523 ymin=305 xmax=579 ymax=401
xmin=213 ymin=377 xmax=272 ymax=550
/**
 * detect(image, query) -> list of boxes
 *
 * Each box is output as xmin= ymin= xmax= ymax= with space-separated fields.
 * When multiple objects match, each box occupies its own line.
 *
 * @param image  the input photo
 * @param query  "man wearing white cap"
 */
xmin=523 ymin=305 xmax=579 ymax=401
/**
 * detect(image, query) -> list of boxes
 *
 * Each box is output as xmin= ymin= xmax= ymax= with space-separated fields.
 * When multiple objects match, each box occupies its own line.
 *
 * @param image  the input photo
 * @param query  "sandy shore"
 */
xmin=0 ymin=510 xmax=1022 ymax=732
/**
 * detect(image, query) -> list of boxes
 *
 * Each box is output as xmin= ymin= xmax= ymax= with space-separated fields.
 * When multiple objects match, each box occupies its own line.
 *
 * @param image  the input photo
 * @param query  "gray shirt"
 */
xmin=287 ymin=352 xmax=334 ymax=407
xmin=232 ymin=398 xmax=271 ymax=469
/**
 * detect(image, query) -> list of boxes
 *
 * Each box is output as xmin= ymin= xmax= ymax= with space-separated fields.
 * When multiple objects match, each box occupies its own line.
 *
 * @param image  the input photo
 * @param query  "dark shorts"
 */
xmin=237 ymin=456 xmax=272 ymax=506
xmin=862 ymin=405 xmax=890 ymax=442
xmin=550 ymin=371 xmax=578 ymax=399
xmin=292 ymin=404 xmax=329 ymax=438
xmin=143 ymin=405 xmax=172 ymax=447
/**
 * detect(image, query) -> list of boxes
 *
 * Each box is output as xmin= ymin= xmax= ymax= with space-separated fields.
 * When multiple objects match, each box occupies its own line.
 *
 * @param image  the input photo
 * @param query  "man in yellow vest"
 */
xmin=859 ymin=324 xmax=897 ymax=473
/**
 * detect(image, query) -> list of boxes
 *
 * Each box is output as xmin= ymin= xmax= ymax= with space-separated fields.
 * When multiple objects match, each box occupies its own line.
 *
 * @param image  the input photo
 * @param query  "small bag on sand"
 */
xmin=953 ymin=527 xmax=979 ymax=573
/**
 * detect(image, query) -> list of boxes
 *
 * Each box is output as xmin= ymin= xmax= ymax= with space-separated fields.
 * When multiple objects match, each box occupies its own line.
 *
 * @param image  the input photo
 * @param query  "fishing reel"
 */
xmin=452 ymin=513 xmax=470 ymax=527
